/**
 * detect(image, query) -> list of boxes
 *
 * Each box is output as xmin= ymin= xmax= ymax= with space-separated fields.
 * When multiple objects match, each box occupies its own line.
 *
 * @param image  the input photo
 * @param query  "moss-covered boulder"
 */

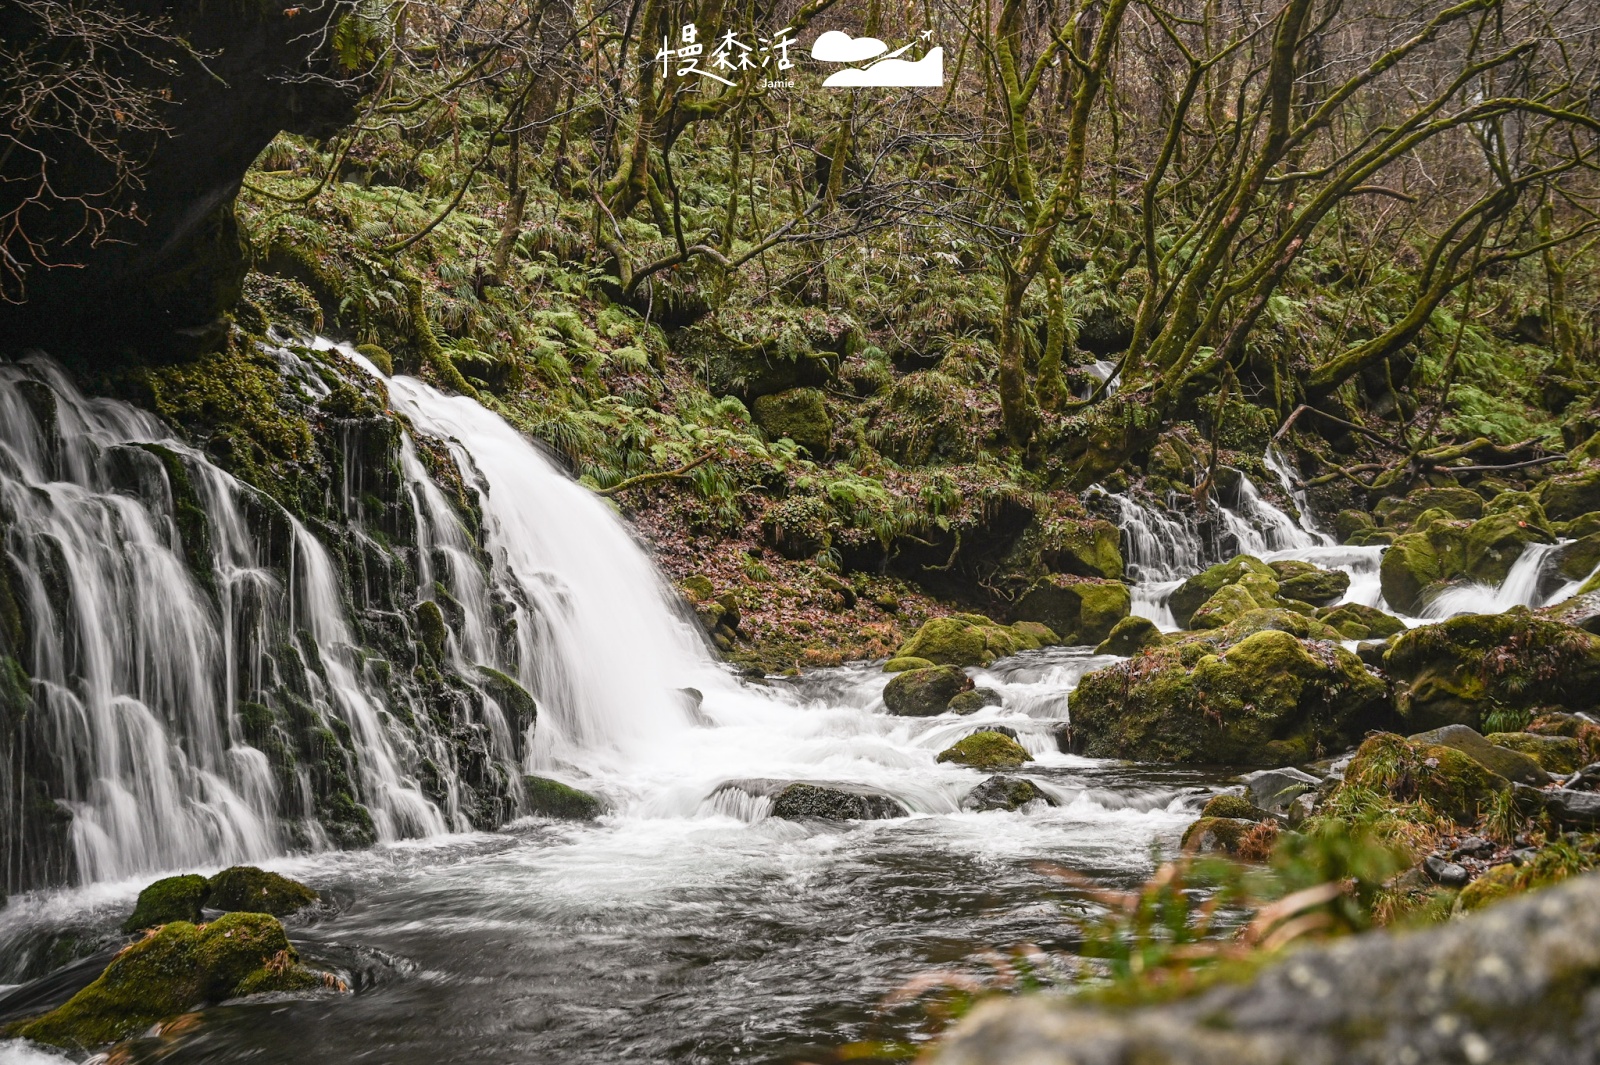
xmin=11 ymin=913 xmax=327 ymax=1049
xmin=1200 ymin=793 xmax=1269 ymax=821
xmin=1011 ymin=576 xmax=1130 ymax=645
xmin=894 ymin=614 xmax=1043 ymax=667
xmin=1379 ymin=522 xmax=1468 ymax=614
xmin=936 ymin=731 xmax=1032 ymax=769
xmin=123 ymin=874 xmax=209 ymax=932
xmin=1168 ymin=556 xmax=1278 ymax=629
xmin=947 ymin=687 xmax=1002 ymax=714
xmin=1095 ymin=615 xmax=1164 ymax=656
xmin=1385 ymin=612 xmax=1600 ymax=731
xmin=883 ymin=665 xmax=972 ymax=716
xmin=1215 ymin=607 xmax=1343 ymax=643
xmin=1269 ymin=561 xmax=1350 ymax=606
xmin=525 ymin=776 xmax=603 ymax=819
xmin=1179 ymin=817 xmax=1257 ymax=855
xmin=1406 ymin=724 xmax=1549 ymax=787
xmin=205 ymin=866 xmax=318 ymax=917
xmin=1408 ymin=486 xmax=1484 ymax=521
xmin=1043 ymin=517 xmax=1124 ymax=580
xmin=962 ymin=775 xmax=1052 ymax=812
xmin=1555 ymin=532 xmax=1600 ymax=583
xmin=1454 ymin=862 xmax=1521 ymax=912
xmin=883 ymin=656 xmax=935 ymax=673
xmin=1463 ymin=510 xmax=1556 ymax=586
xmin=1539 ymin=466 xmax=1600 ymax=522
xmin=769 ymin=783 xmax=905 ymax=821
xmin=1342 ymin=732 xmax=1508 ymax=824
xmin=1486 ymin=732 xmax=1583 ymax=774
xmin=1528 ymin=712 xmax=1600 ymax=763
xmin=1068 ymin=629 xmax=1390 ymax=765
xmin=1316 ymin=602 xmax=1406 ymax=641
xmin=751 ymin=387 xmax=831 ymax=457
xmin=1190 ymin=582 xmax=1275 ymax=630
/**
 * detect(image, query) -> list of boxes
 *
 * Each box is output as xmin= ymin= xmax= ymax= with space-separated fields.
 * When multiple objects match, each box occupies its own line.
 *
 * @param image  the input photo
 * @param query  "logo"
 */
xmin=811 ymin=30 xmax=944 ymax=88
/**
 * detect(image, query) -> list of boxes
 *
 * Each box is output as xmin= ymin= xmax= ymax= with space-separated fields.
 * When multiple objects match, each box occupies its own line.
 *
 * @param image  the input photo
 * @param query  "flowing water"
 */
xmin=0 ymin=350 xmax=1590 ymax=1064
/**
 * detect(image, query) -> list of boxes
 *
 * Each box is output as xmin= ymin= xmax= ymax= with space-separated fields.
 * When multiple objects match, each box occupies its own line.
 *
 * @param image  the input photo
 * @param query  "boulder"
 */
xmin=1011 ymin=576 xmax=1130 ymax=645
xmin=1190 ymin=582 xmax=1273 ymax=630
xmin=1095 ymin=615 xmax=1164 ymax=656
xmin=1463 ymin=510 xmax=1556 ymax=586
xmin=1535 ymin=787 xmax=1600 ymax=829
xmin=205 ymin=866 xmax=318 ymax=917
xmin=883 ymin=666 xmax=973 ymax=716
xmin=1342 ymin=732 xmax=1507 ymax=824
xmin=936 ymin=731 xmax=1032 ymax=769
xmin=1270 ymin=563 xmax=1349 ymax=606
xmin=1486 ymin=732 xmax=1583 ymax=774
xmin=1316 ymin=602 xmax=1405 ymax=640
xmin=123 ymin=874 xmax=208 ymax=932
xmin=947 ymin=687 xmax=1002 ymax=714
xmin=1168 ymin=556 xmax=1277 ymax=629
xmin=1043 ymin=518 xmax=1124 ymax=580
xmin=1385 ymin=612 xmax=1600 ymax=731
xmin=929 ymin=872 xmax=1600 ymax=1065
xmin=1068 ymin=629 xmax=1390 ymax=765
xmin=1421 ymin=854 xmax=1469 ymax=888
xmin=11 ymin=913 xmax=328 ymax=1049
xmin=1199 ymin=793 xmax=1269 ymax=821
xmin=1555 ymin=531 xmax=1600 ymax=583
xmin=524 ymin=776 xmax=604 ymax=819
xmin=1378 ymin=522 xmax=1468 ymax=614
xmin=1243 ymin=767 xmax=1321 ymax=814
xmin=1406 ymin=724 xmax=1550 ymax=787
xmin=1178 ymin=816 xmax=1258 ymax=855
xmin=1539 ymin=466 xmax=1600 ymax=521
xmin=894 ymin=614 xmax=1043 ymax=667
xmin=1408 ymin=486 xmax=1484 ymax=520
xmin=962 ymin=775 xmax=1053 ymax=812
xmin=769 ymin=783 xmax=906 ymax=821
xmin=883 ymin=656 xmax=935 ymax=673
xmin=1454 ymin=861 xmax=1521 ymax=912
xmin=751 ymin=387 xmax=831 ymax=456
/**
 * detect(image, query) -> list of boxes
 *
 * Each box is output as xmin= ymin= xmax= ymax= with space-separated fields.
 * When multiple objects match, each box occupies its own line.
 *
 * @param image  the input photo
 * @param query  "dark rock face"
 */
xmin=931 ymin=871 xmax=1600 ymax=1065
xmin=963 ymin=775 xmax=1052 ymax=812
xmin=769 ymin=783 xmax=906 ymax=821
xmin=883 ymin=665 xmax=973 ymax=716
xmin=0 ymin=0 xmax=362 ymax=361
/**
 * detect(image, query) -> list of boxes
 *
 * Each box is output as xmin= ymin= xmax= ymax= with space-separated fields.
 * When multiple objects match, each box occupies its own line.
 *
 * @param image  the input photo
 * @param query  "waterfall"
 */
xmin=1417 ymin=542 xmax=1572 ymax=619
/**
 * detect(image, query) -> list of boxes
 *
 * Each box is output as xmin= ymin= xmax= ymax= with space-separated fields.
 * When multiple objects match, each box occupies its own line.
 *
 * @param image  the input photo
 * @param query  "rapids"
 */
xmin=0 ymin=344 xmax=1591 ymax=1062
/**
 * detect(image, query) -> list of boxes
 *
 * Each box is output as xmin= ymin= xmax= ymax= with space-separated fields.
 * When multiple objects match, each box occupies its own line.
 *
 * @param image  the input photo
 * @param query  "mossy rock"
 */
xmin=962 ymin=775 xmax=1050 ymax=812
xmin=1405 ymin=724 xmax=1548 ymax=787
xmin=1463 ymin=510 xmax=1556 ymax=586
xmin=525 ymin=776 xmax=603 ymax=819
xmin=1273 ymin=567 xmax=1350 ymax=607
xmin=1342 ymin=732 xmax=1508 ymax=824
xmin=883 ymin=665 xmax=972 ymax=716
xmin=883 ymin=656 xmax=936 ymax=673
xmin=11 ymin=913 xmax=325 ymax=1049
xmin=1190 ymin=580 xmax=1277 ymax=630
xmin=1385 ymin=612 xmax=1600 ymax=731
xmin=475 ymin=666 xmax=538 ymax=730
xmin=769 ymin=783 xmax=906 ymax=821
xmin=1555 ymin=532 xmax=1600 ymax=583
xmin=1374 ymin=496 xmax=1425 ymax=529
xmin=1179 ymin=817 xmax=1256 ymax=855
xmin=414 ymin=599 xmax=448 ymax=661
xmin=1559 ymin=512 xmax=1600 ymax=540
xmin=1538 ymin=466 xmax=1600 ymax=522
xmin=1317 ymin=603 xmax=1406 ymax=641
xmin=1215 ymin=607 xmax=1343 ymax=644
xmin=1168 ymin=556 xmax=1276 ymax=629
xmin=123 ymin=874 xmax=209 ymax=932
xmin=1408 ymin=486 xmax=1484 ymax=521
xmin=751 ymin=387 xmax=831 ymax=457
xmin=1335 ymin=509 xmax=1376 ymax=542
xmin=1068 ymin=629 xmax=1389 ymax=765
xmin=1486 ymin=732 xmax=1583 ymax=774
xmin=948 ymin=687 xmax=1002 ymax=714
xmin=894 ymin=614 xmax=1041 ymax=667
xmin=1095 ymin=615 xmax=1164 ymax=656
xmin=681 ymin=574 xmax=716 ymax=601
xmin=206 ymin=866 xmax=318 ymax=917
xmin=1454 ymin=862 xmax=1521 ymax=912
xmin=354 ymin=343 xmax=394 ymax=376
xmin=1011 ymin=621 xmax=1061 ymax=645
xmin=1379 ymin=523 xmax=1468 ymax=614
xmin=1528 ymin=712 xmax=1600 ymax=762
xmin=1200 ymin=793 xmax=1268 ymax=821
xmin=1044 ymin=517 xmax=1124 ymax=580
xmin=936 ymin=731 xmax=1031 ymax=769
xmin=1012 ymin=575 xmax=1130 ymax=645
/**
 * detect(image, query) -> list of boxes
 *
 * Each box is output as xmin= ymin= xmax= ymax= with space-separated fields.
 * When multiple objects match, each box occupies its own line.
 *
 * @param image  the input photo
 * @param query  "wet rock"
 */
xmin=1179 ymin=817 xmax=1257 ymax=855
xmin=524 ymin=776 xmax=603 ymax=820
xmin=1344 ymin=732 xmax=1508 ymax=824
xmin=894 ymin=615 xmax=1045 ymax=667
xmin=1316 ymin=602 xmax=1405 ymax=641
xmin=1012 ymin=575 xmax=1130 ymax=645
xmin=947 ymin=687 xmax=1002 ymax=714
xmin=1094 ymin=615 xmax=1163 ymax=656
xmin=1464 ymin=508 xmax=1556 ymax=585
xmin=1168 ymin=556 xmax=1278 ymax=629
xmin=962 ymin=775 xmax=1052 ymax=812
xmin=1422 ymin=854 xmax=1469 ymax=887
xmin=123 ymin=874 xmax=209 ymax=932
xmin=205 ymin=866 xmax=318 ymax=917
xmin=1407 ymin=724 xmax=1550 ymax=787
xmin=1534 ymin=787 xmax=1600 ymax=829
xmin=769 ymin=783 xmax=906 ymax=821
xmin=936 ymin=732 xmax=1031 ymax=770
xmin=1243 ymin=767 xmax=1320 ymax=814
xmin=1409 ymin=485 xmax=1484 ymax=520
xmin=930 ymin=871 xmax=1600 ymax=1065
xmin=1452 ymin=835 xmax=1496 ymax=860
xmin=1268 ymin=561 xmax=1349 ymax=606
xmin=1042 ymin=517 xmax=1124 ymax=580
xmin=1454 ymin=861 xmax=1521 ymax=912
xmin=1385 ymin=612 xmax=1600 ymax=730
xmin=1199 ymin=793 xmax=1269 ymax=822
xmin=1567 ymin=762 xmax=1600 ymax=791
xmin=1069 ymin=629 xmax=1389 ymax=765
xmin=1539 ymin=466 xmax=1600 ymax=521
xmin=10 ymin=912 xmax=329 ymax=1049
xmin=883 ymin=665 xmax=973 ymax=716
xmin=676 ymin=686 xmax=713 ymax=727
xmin=883 ymin=656 xmax=936 ymax=673
xmin=1378 ymin=521 xmax=1468 ymax=614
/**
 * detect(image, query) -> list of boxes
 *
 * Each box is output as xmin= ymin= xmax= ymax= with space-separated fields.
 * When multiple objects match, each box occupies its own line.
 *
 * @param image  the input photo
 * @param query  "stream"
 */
xmin=0 ymin=343 xmax=1590 ymax=1064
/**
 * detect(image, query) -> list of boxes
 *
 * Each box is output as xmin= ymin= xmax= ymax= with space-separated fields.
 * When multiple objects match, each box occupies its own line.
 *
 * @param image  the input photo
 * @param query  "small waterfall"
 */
xmin=1264 ymin=445 xmax=1334 ymax=546
xmin=1079 ymin=360 xmax=1121 ymax=399
xmin=1418 ymin=542 xmax=1570 ymax=619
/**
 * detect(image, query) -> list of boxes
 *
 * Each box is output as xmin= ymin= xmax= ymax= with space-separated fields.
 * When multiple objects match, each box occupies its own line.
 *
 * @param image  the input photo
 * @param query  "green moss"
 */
xmin=1095 ymin=615 xmax=1163 ymax=656
xmin=680 ymin=574 xmax=716 ymax=600
xmin=1486 ymin=731 xmax=1583 ymax=774
xmin=1378 ymin=523 xmax=1468 ymax=614
xmin=883 ymin=656 xmax=935 ymax=673
xmin=123 ymin=874 xmax=209 ymax=932
xmin=525 ymin=775 xmax=602 ymax=819
xmin=1455 ymin=862 xmax=1521 ymax=912
xmin=1200 ymin=794 xmax=1266 ymax=821
xmin=1178 ymin=816 xmax=1255 ymax=854
xmin=1168 ymin=556 xmax=1276 ymax=629
xmin=1012 ymin=576 xmax=1130 ymax=645
xmin=751 ymin=388 xmax=831 ymax=457
xmin=355 ymin=343 xmax=394 ymax=376
xmin=1041 ymin=517 xmax=1124 ymax=580
xmin=12 ymin=913 xmax=325 ymax=1050
xmin=415 ymin=599 xmax=448 ymax=661
xmin=135 ymin=444 xmax=215 ymax=594
xmin=894 ymin=614 xmax=1042 ymax=667
xmin=1317 ymin=603 xmax=1405 ymax=641
xmin=935 ymin=730 xmax=1031 ymax=769
xmin=1538 ymin=467 xmax=1600 ymax=522
xmin=1342 ymin=733 xmax=1507 ymax=825
xmin=206 ymin=866 xmax=318 ymax=916
xmin=475 ymin=666 xmax=537 ymax=731
xmin=1463 ymin=510 xmax=1555 ymax=585
xmin=882 ymin=664 xmax=972 ymax=716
